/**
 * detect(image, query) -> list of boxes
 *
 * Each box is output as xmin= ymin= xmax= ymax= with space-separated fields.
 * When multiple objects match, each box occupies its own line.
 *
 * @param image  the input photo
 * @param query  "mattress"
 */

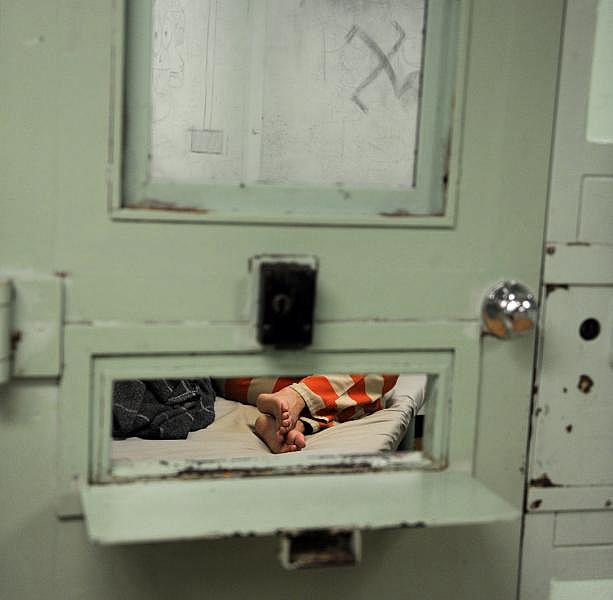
xmin=112 ymin=374 xmax=427 ymax=463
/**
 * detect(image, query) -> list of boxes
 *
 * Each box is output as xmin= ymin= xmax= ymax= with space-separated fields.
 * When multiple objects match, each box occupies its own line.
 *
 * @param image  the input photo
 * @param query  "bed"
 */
xmin=112 ymin=374 xmax=427 ymax=463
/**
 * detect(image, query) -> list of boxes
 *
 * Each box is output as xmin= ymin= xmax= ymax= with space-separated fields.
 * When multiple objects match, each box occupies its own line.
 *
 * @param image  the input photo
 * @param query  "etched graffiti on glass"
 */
xmin=345 ymin=21 xmax=420 ymax=114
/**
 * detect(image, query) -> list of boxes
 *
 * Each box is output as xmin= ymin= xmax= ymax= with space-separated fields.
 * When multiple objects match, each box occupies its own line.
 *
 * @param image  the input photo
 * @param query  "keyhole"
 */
xmin=272 ymin=293 xmax=292 ymax=315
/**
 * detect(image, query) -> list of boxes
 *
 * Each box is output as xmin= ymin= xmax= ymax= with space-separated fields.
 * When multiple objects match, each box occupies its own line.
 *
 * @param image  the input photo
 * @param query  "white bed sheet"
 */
xmin=112 ymin=375 xmax=427 ymax=463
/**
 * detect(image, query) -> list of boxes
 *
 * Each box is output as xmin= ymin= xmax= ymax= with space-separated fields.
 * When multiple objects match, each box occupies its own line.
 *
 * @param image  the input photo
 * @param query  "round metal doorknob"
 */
xmin=481 ymin=281 xmax=538 ymax=339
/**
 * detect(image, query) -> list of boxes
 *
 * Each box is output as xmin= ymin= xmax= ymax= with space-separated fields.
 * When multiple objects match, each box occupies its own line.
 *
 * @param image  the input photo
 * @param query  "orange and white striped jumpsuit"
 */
xmin=215 ymin=375 xmax=398 ymax=433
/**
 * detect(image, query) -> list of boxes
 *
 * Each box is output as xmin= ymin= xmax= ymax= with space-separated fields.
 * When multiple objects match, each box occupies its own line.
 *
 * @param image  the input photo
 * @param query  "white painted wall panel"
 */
xmin=579 ymin=177 xmax=613 ymax=244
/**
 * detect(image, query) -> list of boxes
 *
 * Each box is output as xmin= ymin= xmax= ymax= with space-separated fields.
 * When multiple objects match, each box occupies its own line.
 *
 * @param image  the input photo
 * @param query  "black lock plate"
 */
xmin=257 ymin=261 xmax=317 ymax=347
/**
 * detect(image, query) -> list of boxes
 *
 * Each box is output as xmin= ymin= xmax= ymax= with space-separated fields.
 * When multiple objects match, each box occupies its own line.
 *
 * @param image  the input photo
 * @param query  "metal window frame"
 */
xmin=92 ymin=352 xmax=450 ymax=482
xmin=111 ymin=0 xmax=465 ymax=226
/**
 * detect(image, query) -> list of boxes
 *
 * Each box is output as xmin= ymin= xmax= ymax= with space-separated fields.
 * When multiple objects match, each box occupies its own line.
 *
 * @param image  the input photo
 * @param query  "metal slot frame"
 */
xmin=58 ymin=320 xmax=480 ymax=517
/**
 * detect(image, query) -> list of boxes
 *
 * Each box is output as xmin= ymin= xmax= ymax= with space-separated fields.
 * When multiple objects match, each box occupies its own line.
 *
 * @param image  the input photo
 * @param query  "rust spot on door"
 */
xmin=530 ymin=473 xmax=559 ymax=488
xmin=379 ymin=208 xmax=413 ymax=217
xmin=529 ymin=499 xmax=543 ymax=510
xmin=10 ymin=330 xmax=22 ymax=352
xmin=577 ymin=374 xmax=594 ymax=394
xmin=545 ymin=284 xmax=569 ymax=297
xmin=131 ymin=199 xmax=209 ymax=214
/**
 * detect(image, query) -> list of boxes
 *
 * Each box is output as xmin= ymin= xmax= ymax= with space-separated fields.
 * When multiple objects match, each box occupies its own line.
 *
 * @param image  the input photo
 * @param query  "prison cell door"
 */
xmin=0 ymin=1 xmax=563 ymax=599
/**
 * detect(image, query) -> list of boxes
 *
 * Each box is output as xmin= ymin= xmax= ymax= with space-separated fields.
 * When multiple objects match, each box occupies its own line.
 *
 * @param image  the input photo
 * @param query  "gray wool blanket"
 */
xmin=112 ymin=378 xmax=216 ymax=440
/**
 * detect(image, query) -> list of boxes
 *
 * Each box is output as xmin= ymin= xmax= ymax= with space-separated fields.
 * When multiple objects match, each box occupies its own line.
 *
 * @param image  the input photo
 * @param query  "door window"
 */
xmin=119 ymin=0 xmax=458 ymax=221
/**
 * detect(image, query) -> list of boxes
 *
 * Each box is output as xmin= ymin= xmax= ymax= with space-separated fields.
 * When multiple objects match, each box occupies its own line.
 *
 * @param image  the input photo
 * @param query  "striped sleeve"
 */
xmin=290 ymin=374 xmax=398 ymax=431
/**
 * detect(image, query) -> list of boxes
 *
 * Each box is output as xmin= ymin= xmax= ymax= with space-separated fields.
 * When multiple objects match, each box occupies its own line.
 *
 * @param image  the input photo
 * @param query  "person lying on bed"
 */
xmin=214 ymin=375 xmax=398 ymax=453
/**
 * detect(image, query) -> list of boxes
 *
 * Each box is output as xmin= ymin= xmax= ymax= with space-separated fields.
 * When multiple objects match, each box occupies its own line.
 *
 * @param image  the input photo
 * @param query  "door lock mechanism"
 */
xmin=251 ymin=256 xmax=318 ymax=348
xmin=481 ymin=280 xmax=538 ymax=339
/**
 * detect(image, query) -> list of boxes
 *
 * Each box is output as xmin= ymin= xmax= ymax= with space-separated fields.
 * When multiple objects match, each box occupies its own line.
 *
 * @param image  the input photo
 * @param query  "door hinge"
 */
xmin=0 ymin=275 xmax=63 ymax=382
xmin=0 ymin=279 xmax=11 ymax=384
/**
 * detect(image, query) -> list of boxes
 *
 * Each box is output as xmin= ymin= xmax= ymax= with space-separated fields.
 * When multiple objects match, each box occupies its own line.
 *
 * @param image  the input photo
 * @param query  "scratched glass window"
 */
xmin=150 ymin=0 xmax=424 ymax=188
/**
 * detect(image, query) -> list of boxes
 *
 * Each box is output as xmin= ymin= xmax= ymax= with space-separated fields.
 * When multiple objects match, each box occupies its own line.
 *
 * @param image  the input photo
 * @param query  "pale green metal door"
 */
xmin=0 ymin=1 xmax=564 ymax=599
